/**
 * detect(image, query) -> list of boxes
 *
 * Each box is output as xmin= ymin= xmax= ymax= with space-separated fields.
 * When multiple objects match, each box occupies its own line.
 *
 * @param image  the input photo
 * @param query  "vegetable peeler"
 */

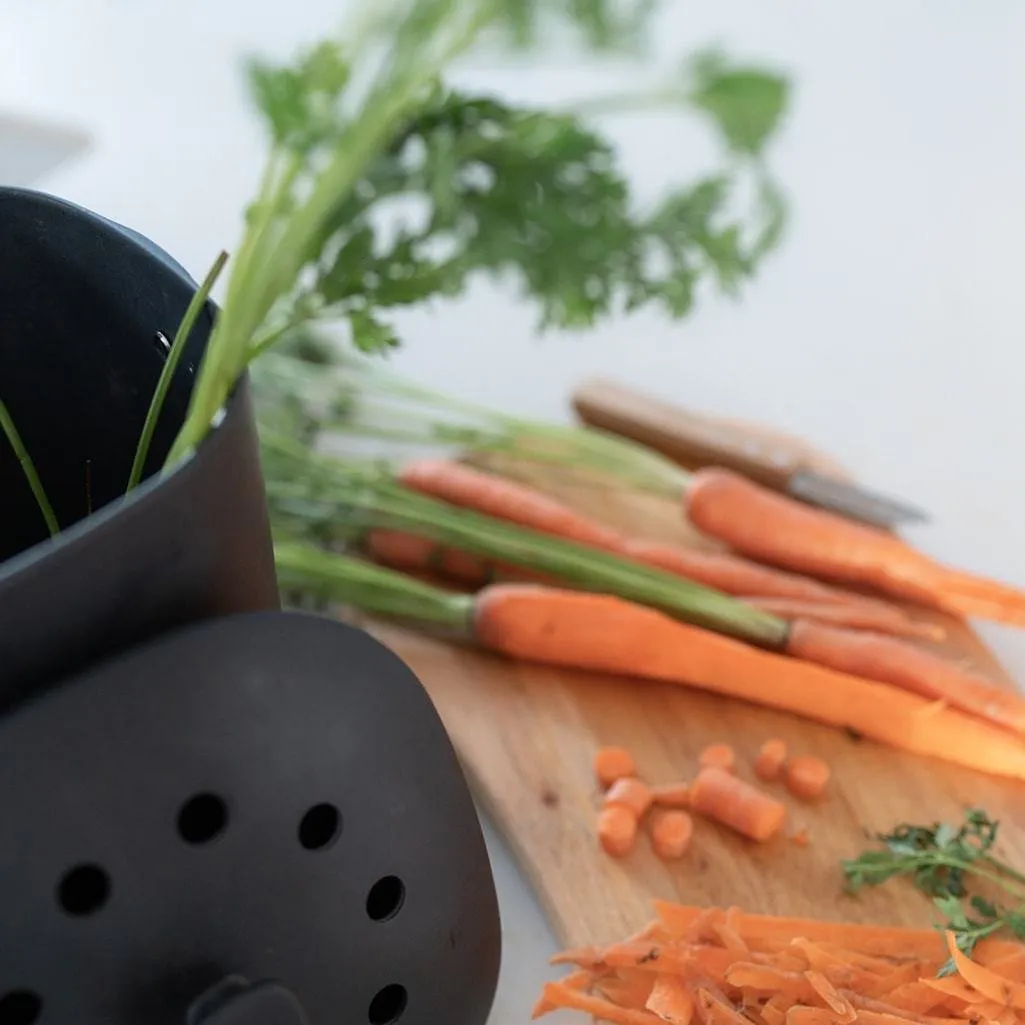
xmin=572 ymin=377 xmax=929 ymax=530
xmin=0 ymin=187 xmax=501 ymax=1025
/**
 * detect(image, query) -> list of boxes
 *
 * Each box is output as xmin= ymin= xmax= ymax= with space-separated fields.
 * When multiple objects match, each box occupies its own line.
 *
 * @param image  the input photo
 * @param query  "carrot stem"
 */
xmin=0 ymin=398 xmax=58 ymax=537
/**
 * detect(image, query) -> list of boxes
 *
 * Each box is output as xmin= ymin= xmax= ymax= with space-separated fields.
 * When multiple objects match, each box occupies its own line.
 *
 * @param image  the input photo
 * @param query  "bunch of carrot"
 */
xmin=331 ymin=456 xmax=1025 ymax=740
xmin=535 ymin=902 xmax=1025 ymax=1025
xmin=273 ymin=544 xmax=1025 ymax=782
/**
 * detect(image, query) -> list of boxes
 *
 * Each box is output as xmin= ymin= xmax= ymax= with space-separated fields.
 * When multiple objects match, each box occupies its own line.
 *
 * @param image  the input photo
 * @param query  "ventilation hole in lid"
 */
xmin=177 ymin=793 xmax=229 ymax=845
xmin=368 ymin=984 xmax=407 ymax=1025
xmin=366 ymin=876 xmax=405 ymax=922
xmin=298 ymin=803 xmax=341 ymax=851
xmin=0 ymin=990 xmax=42 ymax=1025
xmin=57 ymin=863 xmax=110 ymax=917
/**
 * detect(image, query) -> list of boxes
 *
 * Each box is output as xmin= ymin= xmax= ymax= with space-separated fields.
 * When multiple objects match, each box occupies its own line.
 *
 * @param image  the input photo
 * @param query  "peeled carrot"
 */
xmin=595 ymin=746 xmax=638 ymax=788
xmin=786 ymin=620 xmax=1025 ymax=736
xmin=784 ymin=756 xmax=830 ymax=800
xmin=652 ymin=783 xmax=692 ymax=808
xmin=744 ymin=597 xmax=943 ymax=642
xmin=399 ymin=458 xmax=927 ymax=635
xmin=685 ymin=468 xmax=1025 ymax=627
xmin=650 ymin=810 xmax=694 ymax=859
xmin=598 ymin=804 xmax=639 ymax=857
xmin=605 ymin=777 xmax=654 ymax=818
xmin=945 ymin=932 xmax=1025 ymax=1009
xmin=689 ymin=766 xmax=786 ymax=842
xmin=470 ymin=584 xmax=1025 ymax=781
xmin=699 ymin=743 xmax=736 ymax=773
xmin=646 ymin=975 xmax=694 ymax=1024
xmin=754 ymin=739 xmax=788 ymax=782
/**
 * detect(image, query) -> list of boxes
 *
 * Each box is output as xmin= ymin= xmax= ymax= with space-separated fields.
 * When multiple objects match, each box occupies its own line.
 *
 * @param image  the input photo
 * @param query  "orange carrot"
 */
xmin=754 ymin=739 xmax=788 ymax=782
xmin=598 ymin=805 xmax=639 ymax=857
xmin=652 ymin=783 xmax=693 ymax=809
xmin=470 ymin=584 xmax=1025 ymax=780
xmin=651 ymin=810 xmax=694 ymax=859
xmin=784 ymin=756 xmax=830 ymax=800
xmin=699 ymin=743 xmax=736 ymax=773
xmin=786 ymin=620 xmax=1025 ymax=736
xmin=596 ymin=746 xmax=638 ymax=788
xmin=606 ymin=777 xmax=654 ymax=818
xmin=688 ymin=767 xmax=786 ymax=842
xmin=790 ymin=828 xmax=810 ymax=847
xmin=364 ymin=528 xmax=492 ymax=586
xmin=534 ymin=981 xmax=663 ymax=1025
xmin=400 ymin=458 xmax=926 ymax=632
xmin=744 ymin=597 xmax=944 ymax=642
xmin=684 ymin=468 xmax=1025 ymax=626
xmin=946 ymin=932 xmax=1025 ymax=1009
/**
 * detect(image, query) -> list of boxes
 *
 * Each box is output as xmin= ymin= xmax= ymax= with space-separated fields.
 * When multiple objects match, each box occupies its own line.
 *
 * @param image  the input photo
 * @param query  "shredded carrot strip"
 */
xmin=646 ymin=975 xmax=695 ymax=1025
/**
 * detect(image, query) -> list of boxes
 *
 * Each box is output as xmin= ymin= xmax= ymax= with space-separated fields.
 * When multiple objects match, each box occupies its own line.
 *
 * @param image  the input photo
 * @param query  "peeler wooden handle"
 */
xmin=571 ymin=377 xmax=808 ymax=491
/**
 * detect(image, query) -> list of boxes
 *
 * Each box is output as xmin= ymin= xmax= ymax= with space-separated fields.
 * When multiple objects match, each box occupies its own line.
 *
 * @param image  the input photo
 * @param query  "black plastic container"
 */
xmin=0 ymin=189 xmax=501 ymax=1025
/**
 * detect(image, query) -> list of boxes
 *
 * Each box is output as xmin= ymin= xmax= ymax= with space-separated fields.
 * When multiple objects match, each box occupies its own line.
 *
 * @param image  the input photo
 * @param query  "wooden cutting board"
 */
xmin=353 ymin=446 xmax=1025 ymax=951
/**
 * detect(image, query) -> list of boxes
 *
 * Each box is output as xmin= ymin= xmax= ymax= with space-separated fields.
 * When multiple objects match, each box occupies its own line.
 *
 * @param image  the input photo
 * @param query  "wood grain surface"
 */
xmin=354 ymin=447 xmax=1025 ymax=951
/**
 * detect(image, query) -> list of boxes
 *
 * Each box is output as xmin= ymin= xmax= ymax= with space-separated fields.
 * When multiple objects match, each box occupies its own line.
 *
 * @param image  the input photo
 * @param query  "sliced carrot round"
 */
xmin=651 ymin=810 xmax=694 ymax=859
xmin=754 ymin=738 xmax=788 ymax=782
xmin=605 ymin=776 xmax=653 ymax=818
xmin=598 ymin=805 xmax=638 ymax=857
xmin=594 ymin=746 xmax=637 ymax=788
xmin=699 ymin=742 xmax=736 ymax=773
xmin=785 ymin=755 xmax=830 ymax=800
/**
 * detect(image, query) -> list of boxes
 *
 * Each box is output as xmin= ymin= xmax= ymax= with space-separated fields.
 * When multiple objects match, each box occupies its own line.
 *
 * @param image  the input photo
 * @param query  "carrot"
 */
xmin=698 ymin=743 xmax=736 ymax=773
xmin=784 ymin=756 xmax=830 ymax=800
xmin=533 ymin=981 xmax=663 ymax=1024
xmin=606 ymin=777 xmax=654 ymax=818
xmin=744 ymin=597 xmax=944 ymax=642
xmin=651 ymin=810 xmax=694 ymax=859
xmin=790 ymin=829 xmax=810 ymax=847
xmin=364 ymin=528 xmax=493 ymax=586
xmin=400 ymin=458 xmax=928 ymax=633
xmin=688 ymin=767 xmax=786 ymax=842
xmin=755 ymin=739 xmax=788 ymax=782
xmin=400 ymin=458 xmax=625 ymax=550
xmin=596 ymin=746 xmax=639 ymax=788
xmin=652 ymin=783 xmax=693 ymax=809
xmin=470 ymin=584 xmax=1025 ymax=780
xmin=598 ymin=804 xmax=639 ymax=857
xmin=786 ymin=620 xmax=1025 ymax=736
xmin=684 ymin=468 xmax=1025 ymax=626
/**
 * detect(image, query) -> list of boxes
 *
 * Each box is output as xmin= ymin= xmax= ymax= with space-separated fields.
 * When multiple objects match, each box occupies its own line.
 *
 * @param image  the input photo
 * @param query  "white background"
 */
xmin=3 ymin=2 xmax=1025 ymax=1021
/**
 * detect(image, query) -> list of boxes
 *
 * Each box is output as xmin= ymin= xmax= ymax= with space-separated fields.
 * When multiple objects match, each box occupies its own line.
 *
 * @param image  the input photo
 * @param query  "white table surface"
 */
xmin=3 ymin=2 xmax=1025 ymax=1021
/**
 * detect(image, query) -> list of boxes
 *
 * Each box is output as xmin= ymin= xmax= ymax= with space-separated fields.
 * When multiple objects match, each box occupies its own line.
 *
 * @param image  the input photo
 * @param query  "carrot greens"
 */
xmin=0 ymin=399 xmax=58 ymax=537
xmin=844 ymin=808 xmax=1025 ymax=969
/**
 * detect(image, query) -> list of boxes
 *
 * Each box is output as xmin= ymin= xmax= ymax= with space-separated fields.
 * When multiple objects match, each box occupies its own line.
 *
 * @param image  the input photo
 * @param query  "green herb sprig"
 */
xmin=843 ymin=808 xmax=1025 ymax=972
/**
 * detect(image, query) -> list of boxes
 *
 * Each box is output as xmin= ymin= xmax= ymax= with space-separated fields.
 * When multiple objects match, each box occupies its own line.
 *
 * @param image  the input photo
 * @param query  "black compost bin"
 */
xmin=0 ymin=189 xmax=501 ymax=1025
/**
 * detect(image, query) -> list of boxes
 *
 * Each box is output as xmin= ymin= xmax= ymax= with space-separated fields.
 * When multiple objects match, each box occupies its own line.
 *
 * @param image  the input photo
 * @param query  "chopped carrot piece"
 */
xmin=650 ymin=810 xmax=694 ymax=860
xmin=598 ymin=805 xmax=638 ymax=857
xmin=646 ymin=975 xmax=694 ymax=1025
xmin=596 ymin=746 xmax=638 ymax=788
xmin=699 ymin=743 xmax=736 ymax=773
xmin=755 ymin=739 xmax=788 ymax=782
xmin=689 ymin=767 xmax=787 ymax=842
xmin=790 ymin=828 xmax=810 ymax=847
xmin=652 ymin=783 xmax=692 ymax=808
xmin=606 ymin=777 xmax=654 ymax=817
xmin=785 ymin=756 xmax=831 ymax=800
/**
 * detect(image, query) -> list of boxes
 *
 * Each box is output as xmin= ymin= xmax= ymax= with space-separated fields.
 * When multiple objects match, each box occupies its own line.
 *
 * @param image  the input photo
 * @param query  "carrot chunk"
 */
xmin=755 ymin=738 xmax=788 ymax=782
xmin=699 ymin=743 xmax=736 ymax=773
xmin=596 ymin=746 xmax=638 ymax=788
xmin=689 ymin=767 xmax=786 ymax=842
xmin=598 ymin=805 xmax=638 ymax=857
xmin=651 ymin=810 xmax=694 ymax=859
xmin=606 ymin=777 xmax=654 ymax=818
xmin=652 ymin=783 xmax=692 ymax=809
xmin=785 ymin=756 xmax=831 ymax=800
